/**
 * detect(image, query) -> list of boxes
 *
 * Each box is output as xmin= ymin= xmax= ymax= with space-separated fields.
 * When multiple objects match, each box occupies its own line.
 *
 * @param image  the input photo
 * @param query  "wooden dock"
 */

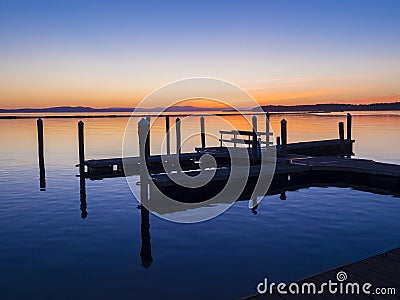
xmin=245 ymin=247 xmax=400 ymax=299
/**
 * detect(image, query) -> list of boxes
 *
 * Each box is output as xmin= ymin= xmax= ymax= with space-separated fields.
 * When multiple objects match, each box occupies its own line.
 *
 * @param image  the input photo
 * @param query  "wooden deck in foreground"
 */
xmin=246 ymin=248 xmax=400 ymax=299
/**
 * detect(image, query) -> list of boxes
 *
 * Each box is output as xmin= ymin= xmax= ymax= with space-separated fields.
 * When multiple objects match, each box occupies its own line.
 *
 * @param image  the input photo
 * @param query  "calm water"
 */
xmin=1 ymin=111 xmax=400 ymax=299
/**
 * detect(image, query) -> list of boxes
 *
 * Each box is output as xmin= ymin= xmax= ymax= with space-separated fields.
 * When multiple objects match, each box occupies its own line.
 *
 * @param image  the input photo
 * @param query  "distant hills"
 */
xmin=1 ymin=102 xmax=400 ymax=114
xmin=0 ymin=105 xmax=220 ymax=113
xmin=258 ymin=102 xmax=400 ymax=112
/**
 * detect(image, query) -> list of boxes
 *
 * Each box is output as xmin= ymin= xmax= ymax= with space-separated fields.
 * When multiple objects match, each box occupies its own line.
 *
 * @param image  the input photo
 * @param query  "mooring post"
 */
xmin=200 ymin=116 xmax=206 ymax=148
xmin=265 ymin=112 xmax=270 ymax=146
xmin=276 ymin=136 xmax=281 ymax=155
xmin=339 ymin=121 xmax=345 ymax=156
xmin=138 ymin=118 xmax=150 ymax=203
xmin=252 ymin=129 xmax=258 ymax=165
xmin=347 ymin=113 xmax=352 ymax=140
xmin=281 ymin=119 xmax=288 ymax=157
xmin=37 ymin=118 xmax=46 ymax=190
xmin=145 ymin=116 xmax=151 ymax=157
xmin=252 ymin=115 xmax=258 ymax=134
xmin=165 ymin=116 xmax=170 ymax=155
xmin=78 ymin=121 xmax=85 ymax=175
xmin=176 ymin=118 xmax=181 ymax=154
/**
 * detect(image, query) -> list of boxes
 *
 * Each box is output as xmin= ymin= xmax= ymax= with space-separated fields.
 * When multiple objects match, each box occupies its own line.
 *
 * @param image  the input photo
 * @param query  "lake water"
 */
xmin=1 ymin=111 xmax=400 ymax=299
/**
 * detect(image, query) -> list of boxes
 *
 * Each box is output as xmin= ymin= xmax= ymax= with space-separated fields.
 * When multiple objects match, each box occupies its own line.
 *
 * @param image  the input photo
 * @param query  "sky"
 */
xmin=0 ymin=0 xmax=399 ymax=108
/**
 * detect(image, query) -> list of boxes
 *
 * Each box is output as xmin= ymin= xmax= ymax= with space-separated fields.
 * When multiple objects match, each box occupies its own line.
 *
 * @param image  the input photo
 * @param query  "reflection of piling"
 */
xmin=176 ymin=118 xmax=181 ymax=154
xmin=80 ymin=176 xmax=87 ymax=219
xmin=138 ymin=118 xmax=150 ymax=204
xmin=339 ymin=122 xmax=345 ymax=156
xmin=200 ymin=116 xmax=206 ymax=148
xmin=347 ymin=113 xmax=352 ymax=140
xmin=280 ymin=119 xmax=287 ymax=157
xmin=140 ymin=205 xmax=153 ymax=268
xmin=165 ymin=116 xmax=170 ymax=155
xmin=78 ymin=121 xmax=85 ymax=175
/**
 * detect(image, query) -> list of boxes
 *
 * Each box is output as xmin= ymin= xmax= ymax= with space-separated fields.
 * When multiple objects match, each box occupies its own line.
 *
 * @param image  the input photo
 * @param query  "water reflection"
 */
xmin=140 ymin=205 xmax=153 ymax=268
xmin=39 ymin=165 xmax=46 ymax=191
xmin=79 ymin=176 xmax=88 ymax=219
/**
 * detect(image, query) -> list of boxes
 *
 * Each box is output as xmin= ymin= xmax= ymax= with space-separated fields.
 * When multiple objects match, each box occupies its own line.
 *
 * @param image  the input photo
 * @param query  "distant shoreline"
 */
xmin=0 ymin=102 xmax=399 ymax=119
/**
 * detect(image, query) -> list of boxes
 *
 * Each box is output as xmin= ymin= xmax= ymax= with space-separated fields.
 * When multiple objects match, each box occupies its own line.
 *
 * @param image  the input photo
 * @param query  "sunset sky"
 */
xmin=0 ymin=0 xmax=399 ymax=109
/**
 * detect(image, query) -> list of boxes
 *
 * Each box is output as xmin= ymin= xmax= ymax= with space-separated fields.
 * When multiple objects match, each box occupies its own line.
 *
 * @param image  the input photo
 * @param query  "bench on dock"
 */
xmin=218 ymin=130 xmax=273 ymax=147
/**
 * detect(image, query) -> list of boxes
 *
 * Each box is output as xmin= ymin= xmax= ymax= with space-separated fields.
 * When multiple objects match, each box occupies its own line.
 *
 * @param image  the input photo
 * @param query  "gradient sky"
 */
xmin=0 ymin=0 xmax=399 ymax=108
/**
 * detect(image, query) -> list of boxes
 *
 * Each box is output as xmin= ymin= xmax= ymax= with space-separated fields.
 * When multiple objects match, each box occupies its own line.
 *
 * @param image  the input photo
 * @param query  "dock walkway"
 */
xmin=246 ymin=247 xmax=400 ymax=299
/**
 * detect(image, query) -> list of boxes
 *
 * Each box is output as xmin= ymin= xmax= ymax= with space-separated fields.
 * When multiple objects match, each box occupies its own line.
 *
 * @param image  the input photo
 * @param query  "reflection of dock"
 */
xmin=246 ymin=247 xmax=400 ymax=299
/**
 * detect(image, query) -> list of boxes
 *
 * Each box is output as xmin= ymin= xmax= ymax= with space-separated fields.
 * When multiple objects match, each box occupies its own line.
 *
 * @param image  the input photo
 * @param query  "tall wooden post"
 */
xmin=347 ymin=113 xmax=352 ymax=140
xmin=280 ymin=119 xmax=287 ymax=157
xmin=252 ymin=115 xmax=258 ymax=134
xmin=78 ymin=121 xmax=85 ymax=175
xmin=37 ymin=118 xmax=46 ymax=190
xmin=339 ymin=121 xmax=345 ymax=156
xmin=145 ymin=116 xmax=151 ymax=157
xmin=176 ymin=118 xmax=181 ymax=154
xmin=139 ymin=118 xmax=150 ymax=204
xmin=252 ymin=130 xmax=258 ymax=165
xmin=200 ymin=116 xmax=206 ymax=148
xmin=265 ymin=112 xmax=270 ymax=146
xmin=165 ymin=116 xmax=170 ymax=155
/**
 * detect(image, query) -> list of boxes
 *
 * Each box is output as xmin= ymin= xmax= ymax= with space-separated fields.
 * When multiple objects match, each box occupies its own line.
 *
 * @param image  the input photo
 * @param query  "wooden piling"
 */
xmin=145 ymin=116 xmax=151 ymax=157
xmin=176 ymin=118 xmax=181 ymax=154
xmin=347 ymin=113 xmax=352 ymax=140
xmin=37 ymin=118 xmax=46 ymax=190
xmin=200 ymin=116 xmax=206 ymax=148
xmin=78 ymin=121 xmax=85 ymax=175
xmin=252 ymin=115 xmax=258 ymax=134
xmin=138 ymin=118 xmax=150 ymax=203
xmin=281 ymin=119 xmax=288 ymax=156
xmin=265 ymin=112 xmax=270 ymax=146
xmin=339 ymin=121 xmax=345 ymax=156
xmin=252 ymin=129 xmax=258 ymax=165
xmin=37 ymin=118 xmax=45 ymax=170
xmin=165 ymin=116 xmax=170 ymax=155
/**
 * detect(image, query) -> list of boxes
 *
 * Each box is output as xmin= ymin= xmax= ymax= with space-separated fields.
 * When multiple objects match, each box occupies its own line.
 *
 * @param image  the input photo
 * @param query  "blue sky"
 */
xmin=1 ymin=0 xmax=399 ymax=108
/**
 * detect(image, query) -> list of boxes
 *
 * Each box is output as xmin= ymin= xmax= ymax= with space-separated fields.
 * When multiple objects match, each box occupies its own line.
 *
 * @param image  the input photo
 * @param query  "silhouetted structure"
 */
xmin=140 ymin=205 xmax=153 ymax=268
